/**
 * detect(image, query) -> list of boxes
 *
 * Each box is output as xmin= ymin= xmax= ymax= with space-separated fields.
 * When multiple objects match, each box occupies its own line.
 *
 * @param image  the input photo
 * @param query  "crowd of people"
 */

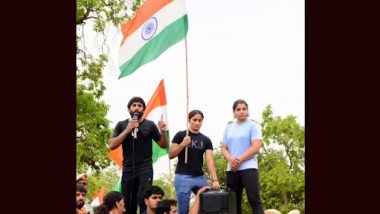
xmin=77 ymin=97 xmax=301 ymax=214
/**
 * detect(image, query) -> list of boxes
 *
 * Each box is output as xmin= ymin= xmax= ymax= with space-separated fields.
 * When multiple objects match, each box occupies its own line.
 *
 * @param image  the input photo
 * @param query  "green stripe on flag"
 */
xmin=119 ymin=15 xmax=188 ymax=79
xmin=152 ymin=130 xmax=170 ymax=163
xmin=113 ymin=176 xmax=122 ymax=192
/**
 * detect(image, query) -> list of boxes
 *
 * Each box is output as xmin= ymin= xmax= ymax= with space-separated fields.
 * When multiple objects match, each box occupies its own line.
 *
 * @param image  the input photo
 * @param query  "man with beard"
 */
xmin=76 ymin=173 xmax=94 ymax=213
xmin=77 ymin=183 xmax=90 ymax=214
xmin=109 ymin=96 xmax=168 ymax=214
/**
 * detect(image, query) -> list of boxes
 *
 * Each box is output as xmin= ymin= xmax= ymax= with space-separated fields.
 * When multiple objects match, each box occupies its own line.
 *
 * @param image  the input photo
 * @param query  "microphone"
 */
xmin=132 ymin=113 xmax=139 ymax=139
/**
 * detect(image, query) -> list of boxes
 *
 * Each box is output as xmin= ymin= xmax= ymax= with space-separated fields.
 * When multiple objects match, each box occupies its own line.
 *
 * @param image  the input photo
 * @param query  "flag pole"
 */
xmin=169 ymin=158 xmax=174 ymax=198
xmin=184 ymin=37 xmax=189 ymax=163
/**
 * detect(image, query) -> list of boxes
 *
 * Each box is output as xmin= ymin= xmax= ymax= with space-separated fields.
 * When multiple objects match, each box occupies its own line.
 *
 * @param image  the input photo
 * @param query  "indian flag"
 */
xmin=118 ymin=0 xmax=188 ymax=79
xmin=143 ymin=79 xmax=170 ymax=162
xmin=90 ymin=186 xmax=105 ymax=207
xmin=109 ymin=79 xmax=170 ymax=191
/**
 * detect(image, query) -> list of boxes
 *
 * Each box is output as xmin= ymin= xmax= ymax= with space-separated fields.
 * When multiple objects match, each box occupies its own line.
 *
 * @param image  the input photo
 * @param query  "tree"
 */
xmin=76 ymin=0 xmax=142 ymax=98
xmin=76 ymin=84 xmax=112 ymax=172
xmin=259 ymin=105 xmax=305 ymax=213
xmin=76 ymin=0 xmax=142 ymax=173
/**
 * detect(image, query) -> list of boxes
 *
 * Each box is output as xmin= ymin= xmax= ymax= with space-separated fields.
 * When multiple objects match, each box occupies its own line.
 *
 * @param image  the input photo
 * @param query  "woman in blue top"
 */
xmin=169 ymin=110 xmax=220 ymax=214
xmin=222 ymin=99 xmax=264 ymax=214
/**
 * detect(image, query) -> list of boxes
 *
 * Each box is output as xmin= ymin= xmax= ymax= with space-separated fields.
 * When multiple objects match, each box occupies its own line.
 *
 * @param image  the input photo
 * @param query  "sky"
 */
xmin=83 ymin=0 xmax=304 ymax=179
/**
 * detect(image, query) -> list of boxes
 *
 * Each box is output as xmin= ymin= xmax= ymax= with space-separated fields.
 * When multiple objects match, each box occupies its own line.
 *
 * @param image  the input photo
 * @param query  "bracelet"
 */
xmin=212 ymin=179 xmax=218 ymax=182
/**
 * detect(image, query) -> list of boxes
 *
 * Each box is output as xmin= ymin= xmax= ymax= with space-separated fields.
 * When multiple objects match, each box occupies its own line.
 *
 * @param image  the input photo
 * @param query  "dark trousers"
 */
xmin=122 ymin=166 xmax=153 ymax=214
xmin=226 ymin=168 xmax=264 ymax=214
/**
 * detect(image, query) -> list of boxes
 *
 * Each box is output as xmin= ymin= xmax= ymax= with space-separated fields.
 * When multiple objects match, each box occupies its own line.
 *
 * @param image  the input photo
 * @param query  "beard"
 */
xmin=129 ymin=110 xmax=143 ymax=119
xmin=76 ymin=199 xmax=85 ymax=209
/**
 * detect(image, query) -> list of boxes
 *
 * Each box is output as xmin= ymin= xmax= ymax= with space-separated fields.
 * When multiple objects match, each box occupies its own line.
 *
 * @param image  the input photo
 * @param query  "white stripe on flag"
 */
xmin=119 ymin=0 xmax=186 ymax=64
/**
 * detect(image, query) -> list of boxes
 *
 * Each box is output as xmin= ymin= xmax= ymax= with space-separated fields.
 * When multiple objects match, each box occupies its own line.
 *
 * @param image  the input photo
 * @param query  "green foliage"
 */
xmin=76 ymin=0 xmax=142 ymax=175
xmin=259 ymin=105 xmax=305 ymax=213
xmin=86 ymin=166 xmax=121 ymax=201
xmin=76 ymin=0 xmax=143 ymax=97
xmin=202 ymin=144 xmax=227 ymax=188
xmin=76 ymin=84 xmax=112 ymax=172
xmin=77 ymin=53 xmax=108 ymax=98
xmin=76 ymin=0 xmax=141 ymax=28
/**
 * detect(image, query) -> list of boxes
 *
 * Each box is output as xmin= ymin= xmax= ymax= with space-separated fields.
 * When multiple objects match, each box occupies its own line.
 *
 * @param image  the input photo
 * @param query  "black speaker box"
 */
xmin=200 ymin=189 xmax=236 ymax=214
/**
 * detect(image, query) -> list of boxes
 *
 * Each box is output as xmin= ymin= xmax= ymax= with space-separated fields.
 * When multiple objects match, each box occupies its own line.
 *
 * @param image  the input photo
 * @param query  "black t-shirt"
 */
xmin=112 ymin=118 xmax=162 ymax=172
xmin=172 ymin=130 xmax=213 ymax=176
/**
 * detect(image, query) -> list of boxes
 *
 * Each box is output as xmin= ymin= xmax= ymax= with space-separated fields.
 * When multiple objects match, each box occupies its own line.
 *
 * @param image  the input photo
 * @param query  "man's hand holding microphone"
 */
xmin=128 ymin=112 xmax=140 ymax=139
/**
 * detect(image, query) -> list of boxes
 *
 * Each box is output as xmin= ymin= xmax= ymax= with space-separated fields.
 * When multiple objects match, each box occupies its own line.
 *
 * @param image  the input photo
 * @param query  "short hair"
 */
xmin=96 ymin=191 xmax=123 ymax=214
xmin=155 ymin=199 xmax=177 ymax=214
xmin=144 ymin=185 xmax=165 ymax=199
xmin=127 ymin=96 xmax=146 ymax=110
xmin=76 ymin=184 xmax=87 ymax=194
xmin=188 ymin=110 xmax=204 ymax=120
xmin=232 ymin=99 xmax=248 ymax=111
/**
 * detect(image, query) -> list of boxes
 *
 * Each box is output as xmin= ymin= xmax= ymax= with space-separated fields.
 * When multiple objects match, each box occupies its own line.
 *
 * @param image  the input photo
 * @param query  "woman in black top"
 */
xmin=169 ymin=110 xmax=220 ymax=214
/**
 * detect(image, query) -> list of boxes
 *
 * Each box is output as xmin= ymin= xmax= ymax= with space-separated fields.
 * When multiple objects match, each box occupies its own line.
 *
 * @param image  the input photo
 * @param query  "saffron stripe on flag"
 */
xmin=108 ymin=146 xmax=123 ymax=169
xmin=120 ymin=0 xmax=173 ymax=46
xmin=119 ymin=0 xmax=187 ymax=64
xmin=143 ymin=80 xmax=170 ymax=163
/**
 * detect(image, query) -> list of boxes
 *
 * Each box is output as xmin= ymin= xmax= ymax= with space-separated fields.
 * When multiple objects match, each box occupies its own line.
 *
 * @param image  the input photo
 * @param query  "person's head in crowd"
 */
xmin=76 ymin=184 xmax=87 ymax=211
xmin=76 ymin=173 xmax=89 ymax=190
xmin=144 ymin=186 xmax=165 ymax=214
xmin=155 ymin=199 xmax=178 ymax=214
xmin=264 ymin=209 xmax=282 ymax=214
xmin=95 ymin=191 xmax=125 ymax=214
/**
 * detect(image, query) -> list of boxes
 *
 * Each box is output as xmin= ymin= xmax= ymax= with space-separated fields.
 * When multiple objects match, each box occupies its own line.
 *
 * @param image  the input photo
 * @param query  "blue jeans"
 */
xmin=174 ymin=174 xmax=209 ymax=214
